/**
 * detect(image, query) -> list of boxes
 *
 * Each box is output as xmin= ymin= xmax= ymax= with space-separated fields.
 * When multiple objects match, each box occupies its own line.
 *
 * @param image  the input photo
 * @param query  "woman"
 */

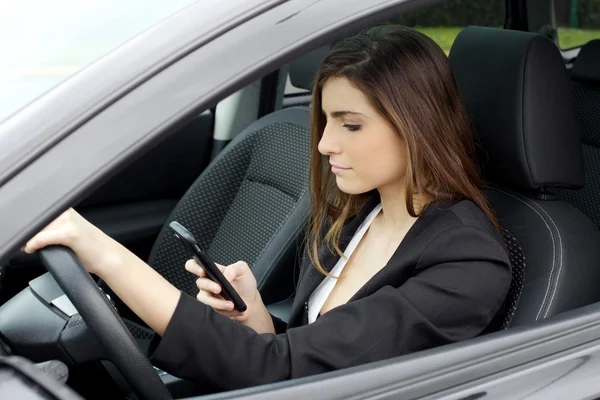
xmin=24 ymin=26 xmax=511 ymax=390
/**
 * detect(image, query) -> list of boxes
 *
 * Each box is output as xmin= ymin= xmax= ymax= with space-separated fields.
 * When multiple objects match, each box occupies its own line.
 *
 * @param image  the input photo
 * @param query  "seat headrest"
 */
xmin=449 ymin=26 xmax=584 ymax=191
xmin=288 ymin=46 xmax=330 ymax=91
xmin=572 ymin=39 xmax=600 ymax=82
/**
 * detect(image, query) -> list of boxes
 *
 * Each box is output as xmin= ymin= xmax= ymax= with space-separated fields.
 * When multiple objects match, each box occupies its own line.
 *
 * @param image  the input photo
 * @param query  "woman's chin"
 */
xmin=334 ymin=178 xmax=373 ymax=195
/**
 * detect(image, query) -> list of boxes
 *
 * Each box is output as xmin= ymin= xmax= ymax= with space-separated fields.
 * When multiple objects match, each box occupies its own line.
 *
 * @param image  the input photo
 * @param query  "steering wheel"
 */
xmin=37 ymin=245 xmax=172 ymax=400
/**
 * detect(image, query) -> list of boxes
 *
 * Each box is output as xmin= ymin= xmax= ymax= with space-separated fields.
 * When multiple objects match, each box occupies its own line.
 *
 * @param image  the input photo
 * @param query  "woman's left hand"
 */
xmin=187 ymin=260 xmax=259 ymax=321
xmin=22 ymin=208 xmax=124 ymax=277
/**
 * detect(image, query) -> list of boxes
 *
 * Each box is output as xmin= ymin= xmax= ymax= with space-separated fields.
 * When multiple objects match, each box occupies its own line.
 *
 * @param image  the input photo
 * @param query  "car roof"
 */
xmin=0 ymin=0 xmax=268 ymax=186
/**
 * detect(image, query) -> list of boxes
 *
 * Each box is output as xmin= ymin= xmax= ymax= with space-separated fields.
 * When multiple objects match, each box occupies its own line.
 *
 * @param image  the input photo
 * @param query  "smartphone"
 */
xmin=168 ymin=221 xmax=247 ymax=312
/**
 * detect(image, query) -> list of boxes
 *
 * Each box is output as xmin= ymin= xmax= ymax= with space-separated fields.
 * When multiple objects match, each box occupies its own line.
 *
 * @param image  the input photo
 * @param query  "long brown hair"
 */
xmin=308 ymin=25 xmax=498 ymax=276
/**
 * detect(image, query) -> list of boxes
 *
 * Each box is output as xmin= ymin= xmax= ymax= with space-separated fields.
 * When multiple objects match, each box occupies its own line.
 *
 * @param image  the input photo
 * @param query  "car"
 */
xmin=2 ymin=0 xmax=600 ymax=399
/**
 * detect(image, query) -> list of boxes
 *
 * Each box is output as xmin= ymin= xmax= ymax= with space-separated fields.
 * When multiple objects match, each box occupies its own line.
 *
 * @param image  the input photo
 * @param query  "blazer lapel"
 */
xmin=346 ymin=198 xmax=452 ymax=301
xmin=285 ymin=198 xmax=452 ymax=327
xmin=286 ymin=195 xmax=381 ymax=327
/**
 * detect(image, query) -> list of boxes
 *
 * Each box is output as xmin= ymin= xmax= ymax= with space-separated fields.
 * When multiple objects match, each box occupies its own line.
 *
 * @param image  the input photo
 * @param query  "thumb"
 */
xmin=224 ymin=267 xmax=237 ymax=283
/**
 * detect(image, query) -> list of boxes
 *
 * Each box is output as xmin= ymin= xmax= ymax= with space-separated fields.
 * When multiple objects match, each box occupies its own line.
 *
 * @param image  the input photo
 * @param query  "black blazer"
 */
xmin=148 ymin=196 xmax=511 ymax=391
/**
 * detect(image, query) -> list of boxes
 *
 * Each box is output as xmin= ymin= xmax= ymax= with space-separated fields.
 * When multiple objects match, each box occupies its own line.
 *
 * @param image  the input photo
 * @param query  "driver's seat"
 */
xmin=449 ymin=27 xmax=600 ymax=327
xmin=118 ymin=71 xmax=318 ymax=345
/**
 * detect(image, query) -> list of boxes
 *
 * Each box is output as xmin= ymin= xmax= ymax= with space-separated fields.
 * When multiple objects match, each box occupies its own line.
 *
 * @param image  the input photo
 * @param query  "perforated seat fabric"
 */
xmin=123 ymin=107 xmax=312 ymax=341
xmin=554 ymin=41 xmax=600 ymax=229
xmin=148 ymin=114 xmax=310 ymax=295
xmin=556 ymin=143 xmax=600 ymax=229
xmin=499 ymin=227 xmax=526 ymax=329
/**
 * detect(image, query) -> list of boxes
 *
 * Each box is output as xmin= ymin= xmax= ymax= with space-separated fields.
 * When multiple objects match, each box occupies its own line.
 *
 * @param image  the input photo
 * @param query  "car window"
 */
xmin=555 ymin=0 xmax=600 ymax=49
xmin=284 ymin=0 xmax=505 ymax=95
xmin=0 ymin=0 xmax=199 ymax=123
xmin=391 ymin=0 xmax=505 ymax=54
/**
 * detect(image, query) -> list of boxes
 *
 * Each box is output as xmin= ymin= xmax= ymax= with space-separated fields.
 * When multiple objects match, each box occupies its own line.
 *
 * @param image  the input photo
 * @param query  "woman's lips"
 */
xmin=330 ymin=163 xmax=350 ymax=174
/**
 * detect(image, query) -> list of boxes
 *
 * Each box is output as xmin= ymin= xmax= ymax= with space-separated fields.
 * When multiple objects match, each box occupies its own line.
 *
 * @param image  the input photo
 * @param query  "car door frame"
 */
xmin=203 ymin=303 xmax=600 ymax=400
xmin=1 ymin=0 xmax=600 ymax=399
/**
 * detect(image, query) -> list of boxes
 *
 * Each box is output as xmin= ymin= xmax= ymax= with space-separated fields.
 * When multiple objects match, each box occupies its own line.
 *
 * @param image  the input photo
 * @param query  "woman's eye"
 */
xmin=343 ymin=124 xmax=361 ymax=132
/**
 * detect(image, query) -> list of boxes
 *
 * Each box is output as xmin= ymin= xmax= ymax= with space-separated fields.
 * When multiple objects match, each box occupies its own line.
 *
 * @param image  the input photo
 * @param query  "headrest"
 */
xmin=289 ymin=46 xmax=330 ymax=91
xmin=449 ymin=27 xmax=583 ymax=191
xmin=571 ymin=39 xmax=600 ymax=82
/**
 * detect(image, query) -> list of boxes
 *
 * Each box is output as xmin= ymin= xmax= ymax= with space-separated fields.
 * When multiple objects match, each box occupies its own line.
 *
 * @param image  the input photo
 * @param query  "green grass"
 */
xmin=413 ymin=26 xmax=600 ymax=53
xmin=414 ymin=26 xmax=464 ymax=54
xmin=557 ymin=27 xmax=600 ymax=49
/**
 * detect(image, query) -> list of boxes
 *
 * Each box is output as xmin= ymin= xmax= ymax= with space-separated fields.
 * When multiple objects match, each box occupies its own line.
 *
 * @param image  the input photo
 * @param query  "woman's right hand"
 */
xmin=185 ymin=260 xmax=259 ymax=322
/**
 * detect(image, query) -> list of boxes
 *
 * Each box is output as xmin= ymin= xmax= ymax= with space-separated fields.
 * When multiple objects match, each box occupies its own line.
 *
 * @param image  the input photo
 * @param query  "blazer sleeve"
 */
xmin=148 ymin=225 xmax=511 ymax=390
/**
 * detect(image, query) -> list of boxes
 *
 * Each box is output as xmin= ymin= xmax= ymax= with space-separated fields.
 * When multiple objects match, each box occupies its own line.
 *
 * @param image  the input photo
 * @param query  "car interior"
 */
xmin=2 ymin=0 xmax=600 ymax=399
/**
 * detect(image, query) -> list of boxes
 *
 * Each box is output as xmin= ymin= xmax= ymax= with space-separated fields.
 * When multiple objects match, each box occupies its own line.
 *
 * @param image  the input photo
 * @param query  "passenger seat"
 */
xmin=555 ymin=40 xmax=600 ymax=230
xmin=450 ymin=27 xmax=600 ymax=327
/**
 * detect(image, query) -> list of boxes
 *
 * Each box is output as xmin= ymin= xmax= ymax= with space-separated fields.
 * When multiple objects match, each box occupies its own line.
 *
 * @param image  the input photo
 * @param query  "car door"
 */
xmin=2 ymin=0 xmax=600 ymax=399
xmin=1 ymin=110 xmax=214 ymax=300
xmin=75 ymin=111 xmax=214 ymax=260
xmin=0 ymin=0 xmax=217 ymax=302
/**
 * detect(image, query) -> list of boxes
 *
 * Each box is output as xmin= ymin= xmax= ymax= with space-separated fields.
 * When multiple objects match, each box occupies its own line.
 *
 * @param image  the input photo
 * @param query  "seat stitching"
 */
xmin=246 ymin=176 xmax=298 ymax=201
xmin=492 ymin=187 xmax=557 ymax=321
xmin=506 ymin=190 xmax=563 ymax=319
xmin=524 ymin=197 xmax=564 ymax=318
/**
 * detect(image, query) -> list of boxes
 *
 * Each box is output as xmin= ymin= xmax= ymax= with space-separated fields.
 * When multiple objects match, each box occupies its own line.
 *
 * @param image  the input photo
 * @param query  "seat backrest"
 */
xmin=450 ymin=27 xmax=600 ymax=327
xmin=554 ymin=40 xmax=600 ymax=229
xmin=148 ymin=75 xmax=315 ymax=305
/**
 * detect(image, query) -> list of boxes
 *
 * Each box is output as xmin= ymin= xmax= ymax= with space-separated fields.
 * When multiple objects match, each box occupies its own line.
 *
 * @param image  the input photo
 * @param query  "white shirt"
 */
xmin=307 ymin=203 xmax=383 ymax=323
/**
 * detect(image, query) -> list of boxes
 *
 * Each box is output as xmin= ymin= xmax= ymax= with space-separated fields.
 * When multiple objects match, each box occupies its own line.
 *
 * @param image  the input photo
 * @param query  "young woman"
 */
xmin=24 ymin=26 xmax=511 ymax=391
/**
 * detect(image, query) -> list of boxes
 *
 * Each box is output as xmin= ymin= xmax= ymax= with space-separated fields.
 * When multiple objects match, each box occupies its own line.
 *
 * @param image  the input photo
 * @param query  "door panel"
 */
xmin=78 ymin=110 xmax=213 ymax=208
xmin=75 ymin=110 xmax=214 ymax=260
xmin=76 ymin=110 xmax=213 ymax=260
xmin=1 ymin=111 xmax=214 ymax=304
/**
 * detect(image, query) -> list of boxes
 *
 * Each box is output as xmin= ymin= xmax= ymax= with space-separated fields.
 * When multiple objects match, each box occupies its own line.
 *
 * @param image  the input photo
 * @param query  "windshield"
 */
xmin=0 ymin=0 xmax=198 ymax=122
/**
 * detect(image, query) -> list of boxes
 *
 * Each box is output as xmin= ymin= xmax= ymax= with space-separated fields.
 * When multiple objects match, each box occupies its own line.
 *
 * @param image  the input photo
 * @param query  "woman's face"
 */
xmin=318 ymin=77 xmax=407 ymax=195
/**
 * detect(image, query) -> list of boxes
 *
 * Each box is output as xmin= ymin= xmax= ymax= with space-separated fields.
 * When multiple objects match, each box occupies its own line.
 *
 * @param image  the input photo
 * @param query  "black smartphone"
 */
xmin=168 ymin=221 xmax=247 ymax=312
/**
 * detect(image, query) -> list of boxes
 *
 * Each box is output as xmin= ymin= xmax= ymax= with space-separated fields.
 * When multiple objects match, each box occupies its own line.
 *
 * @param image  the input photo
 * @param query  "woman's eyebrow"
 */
xmin=329 ymin=110 xmax=365 ymax=118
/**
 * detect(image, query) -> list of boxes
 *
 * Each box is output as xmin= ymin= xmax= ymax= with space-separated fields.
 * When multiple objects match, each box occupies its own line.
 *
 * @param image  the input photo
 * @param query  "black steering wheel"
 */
xmin=37 ymin=245 xmax=172 ymax=400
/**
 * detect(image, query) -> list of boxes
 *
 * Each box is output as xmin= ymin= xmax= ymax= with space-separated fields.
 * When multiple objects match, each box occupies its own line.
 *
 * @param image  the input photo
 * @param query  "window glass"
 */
xmin=391 ymin=0 xmax=505 ymax=54
xmin=0 ymin=0 xmax=198 ymax=122
xmin=285 ymin=0 xmax=505 ymax=95
xmin=555 ymin=0 xmax=600 ymax=49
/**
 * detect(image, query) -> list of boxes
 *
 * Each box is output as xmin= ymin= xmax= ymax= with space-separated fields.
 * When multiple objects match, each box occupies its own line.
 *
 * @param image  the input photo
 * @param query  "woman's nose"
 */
xmin=318 ymin=124 xmax=340 ymax=155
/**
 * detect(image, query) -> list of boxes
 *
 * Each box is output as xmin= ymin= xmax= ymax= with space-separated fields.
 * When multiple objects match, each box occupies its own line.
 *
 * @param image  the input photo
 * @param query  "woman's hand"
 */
xmin=22 ymin=208 xmax=184 ymax=337
xmin=186 ymin=260 xmax=258 ymax=321
xmin=22 ymin=208 xmax=123 ymax=277
xmin=186 ymin=260 xmax=275 ymax=334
